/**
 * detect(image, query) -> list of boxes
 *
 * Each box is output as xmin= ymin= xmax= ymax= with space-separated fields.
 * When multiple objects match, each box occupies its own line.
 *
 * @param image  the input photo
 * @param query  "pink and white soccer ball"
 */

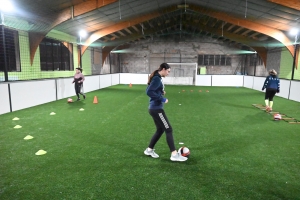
xmin=178 ymin=146 xmax=190 ymax=158
xmin=67 ymin=98 xmax=73 ymax=103
xmin=274 ymin=113 xmax=282 ymax=120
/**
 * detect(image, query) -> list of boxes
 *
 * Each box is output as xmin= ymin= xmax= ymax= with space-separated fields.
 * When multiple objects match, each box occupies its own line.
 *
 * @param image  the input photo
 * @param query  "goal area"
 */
xmin=163 ymin=63 xmax=198 ymax=85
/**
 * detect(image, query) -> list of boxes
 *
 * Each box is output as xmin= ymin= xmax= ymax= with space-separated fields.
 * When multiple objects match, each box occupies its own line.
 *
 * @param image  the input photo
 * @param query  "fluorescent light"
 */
xmin=289 ymin=28 xmax=299 ymax=36
xmin=79 ymin=30 xmax=87 ymax=38
xmin=0 ymin=0 xmax=13 ymax=12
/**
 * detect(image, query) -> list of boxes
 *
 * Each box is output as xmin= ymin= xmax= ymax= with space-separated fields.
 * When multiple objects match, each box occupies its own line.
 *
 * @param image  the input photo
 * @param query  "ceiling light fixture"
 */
xmin=290 ymin=28 xmax=299 ymax=36
xmin=79 ymin=30 xmax=87 ymax=44
xmin=0 ymin=0 xmax=13 ymax=12
xmin=79 ymin=30 xmax=87 ymax=38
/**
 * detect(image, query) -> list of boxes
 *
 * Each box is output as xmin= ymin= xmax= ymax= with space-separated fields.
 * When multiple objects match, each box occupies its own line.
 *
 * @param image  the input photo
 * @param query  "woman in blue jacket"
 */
xmin=262 ymin=69 xmax=280 ymax=112
xmin=144 ymin=63 xmax=187 ymax=162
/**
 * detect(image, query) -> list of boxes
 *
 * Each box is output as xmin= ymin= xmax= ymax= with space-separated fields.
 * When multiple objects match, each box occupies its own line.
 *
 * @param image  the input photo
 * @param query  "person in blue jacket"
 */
xmin=262 ymin=69 xmax=280 ymax=112
xmin=144 ymin=63 xmax=187 ymax=162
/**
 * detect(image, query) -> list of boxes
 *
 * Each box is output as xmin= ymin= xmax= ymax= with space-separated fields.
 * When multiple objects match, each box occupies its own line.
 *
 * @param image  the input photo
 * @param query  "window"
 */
xmin=198 ymin=54 xmax=231 ymax=66
xmin=220 ymin=55 xmax=226 ymax=65
xmin=0 ymin=27 xmax=21 ymax=72
xmin=215 ymin=55 xmax=220 ymax=65
xmin=208 ymin=55 xmax=215 ymax=65
xmin=204 ymin=55 xmax=210 ymax=65
xmin=39 ymin=38 xmax=73 ymax=71
xmin=198 ymin=54 xmax=204 ymax=65
xmin=225 ymin=56 xmax=231 ymax=65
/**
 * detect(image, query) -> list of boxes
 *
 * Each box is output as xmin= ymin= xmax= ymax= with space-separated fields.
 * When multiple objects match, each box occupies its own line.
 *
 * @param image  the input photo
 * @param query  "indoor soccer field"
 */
xmin=0 ymin=85 xmax=300 ymax=199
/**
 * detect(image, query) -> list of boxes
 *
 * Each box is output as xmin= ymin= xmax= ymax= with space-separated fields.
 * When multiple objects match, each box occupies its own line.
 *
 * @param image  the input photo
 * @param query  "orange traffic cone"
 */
xmin=93 ymin=96 xmax=98 ymax=104
xmin=129 ymin=83 xmax=132 ymax=87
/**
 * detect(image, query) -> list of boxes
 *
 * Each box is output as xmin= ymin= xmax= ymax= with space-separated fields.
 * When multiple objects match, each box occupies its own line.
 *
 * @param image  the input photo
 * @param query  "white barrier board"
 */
xmin=10 ymin=80 xmax=56 ymax=111
xmin=0 ymin=83 xmax=10 ymax=114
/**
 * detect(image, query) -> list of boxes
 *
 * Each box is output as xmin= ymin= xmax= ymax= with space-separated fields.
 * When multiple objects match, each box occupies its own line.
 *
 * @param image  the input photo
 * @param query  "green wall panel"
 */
xmin=279 ymin=48 xmax=293 ymax=79
xmin=295 ymin=48 xmax=300 ymax=80
xmin=1 ymin=30 xmax=93 ymax=81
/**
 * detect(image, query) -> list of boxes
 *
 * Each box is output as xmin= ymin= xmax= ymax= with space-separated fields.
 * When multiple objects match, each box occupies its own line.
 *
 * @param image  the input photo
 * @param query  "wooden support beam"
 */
xmin=241 ymin=29 xmax=252 ymax=36
xmin=124 ymin=28 xmax=132 ymax=34
xmin=227 ymin=24 xmax=235 ymax=31
xmin=233 ymin=27 xmax=244 ymax=34
xmin=28 ymin=0 xmax=117 ymax=66
xmin=110 ymin=33 xmax=119 ymax=39
xmin=117 ymin=31 xmax=126 ymax=37
xmin=268 ymin=0 xmax=300 ymax=11
xmin=189 ymin=4 xmax=295 ymax=57
xmin=249 ymin=32 xmax=260 ymax=38
xmin=132 ymin=25 xmax=140 ymax=32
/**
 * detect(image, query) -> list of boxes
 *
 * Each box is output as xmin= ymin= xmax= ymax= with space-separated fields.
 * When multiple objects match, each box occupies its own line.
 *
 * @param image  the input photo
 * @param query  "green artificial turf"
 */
xmin=1 ymin=85 xmax=300 ymax=199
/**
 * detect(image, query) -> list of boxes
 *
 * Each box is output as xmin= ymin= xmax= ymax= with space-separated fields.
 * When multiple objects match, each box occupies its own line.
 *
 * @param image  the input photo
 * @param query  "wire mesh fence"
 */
xmin=1 ymin=22 xmax=299 ymax=82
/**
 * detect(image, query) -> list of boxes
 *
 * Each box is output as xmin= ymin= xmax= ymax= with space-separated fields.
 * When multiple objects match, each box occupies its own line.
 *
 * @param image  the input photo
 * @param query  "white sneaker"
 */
xmin=170 ymin=153 xmax=188 ymax=162
xmin=144 ymin=148 xmax=159 ymax=158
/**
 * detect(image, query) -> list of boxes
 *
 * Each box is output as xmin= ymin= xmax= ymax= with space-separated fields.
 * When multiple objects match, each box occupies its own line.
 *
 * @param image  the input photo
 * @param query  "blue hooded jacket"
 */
xmin=146 ymin=72 xmax=167 ymax=109
xmin=262 ymin=75 xmax=280 ymax=91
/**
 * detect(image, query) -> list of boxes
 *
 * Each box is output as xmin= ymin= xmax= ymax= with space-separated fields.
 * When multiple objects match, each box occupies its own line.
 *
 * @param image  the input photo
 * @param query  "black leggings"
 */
xmin=265 ymin=88 xmax=277 ymax=101
xmin=148 ymin=109 xmax=176 ymax=152
xmin=75 ymin=83 xmax=84 ymax=98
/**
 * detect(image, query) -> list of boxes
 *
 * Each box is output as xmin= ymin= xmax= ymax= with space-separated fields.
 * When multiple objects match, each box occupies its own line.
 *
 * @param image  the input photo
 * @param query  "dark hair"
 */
xmin=76 ymin=68 xmax=82 ymax=72
xmin=147 ymin=63 xmax=170 ymax=85
xmin=269 ymin=69 xmax=277 ymax=76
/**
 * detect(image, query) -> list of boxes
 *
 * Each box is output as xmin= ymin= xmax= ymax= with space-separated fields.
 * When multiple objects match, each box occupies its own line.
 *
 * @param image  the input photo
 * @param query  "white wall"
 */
xmin=1 ymin=74 xmax=120 ymax=114
xmin=0 ymin=83 xmax=10 ymax=115
xmin=212 ymin=75 xmax=243 ymax=86
xmin=1 ymin=74 xmax=299 ymax=115
xmin=195 ymin=75 xmax=211 ymax=86
xmin=119 ymin=73 xmax=148 ymax=84
xmin=244 ymin=76 xmax=254 ymax=89
xmin=163 ymin=77 xmax=193 ymax=85
xmin=289 ymin=81 xmax=300 ymax=102
xmin=277 ymin=79 xmax=290 ymax=99
xmin=100 ymin=74 xmax=112 ymax=89
xmin=252 ymin=77 xmax=265 ymax=91
xmin=111 ymin=74 xmax=120 ymax=86
xmin=84 ymin=75 xmax=100 ymax=93
xmin=10 ymin=80 xmax=56 ymax=111
xmin=196 ymin=75 xmax=243 ymax=86
xmin=56 ymin=78 xmax=74 ymax=100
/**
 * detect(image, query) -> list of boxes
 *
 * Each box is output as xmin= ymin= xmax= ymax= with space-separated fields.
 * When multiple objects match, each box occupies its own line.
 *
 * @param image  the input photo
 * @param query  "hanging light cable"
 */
xmin=119 ymin=0 xmax=122 ymax=19
xmin=222 ymin=22 xmax=224 ymax=37
xmin=245 ymin=0 xmax=247 ymax=18
xmin=141 ymin=23 xmax=144 ymax=35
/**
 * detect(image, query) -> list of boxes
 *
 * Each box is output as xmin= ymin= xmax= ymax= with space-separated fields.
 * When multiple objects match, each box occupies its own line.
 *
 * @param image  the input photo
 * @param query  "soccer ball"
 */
xmin=274 ymin=113 xmax=282 ymax=120
xmin=178 ymin=146 xmax=190 ymax=158
xmin=67 ymin=98 xmax=73 ymax=103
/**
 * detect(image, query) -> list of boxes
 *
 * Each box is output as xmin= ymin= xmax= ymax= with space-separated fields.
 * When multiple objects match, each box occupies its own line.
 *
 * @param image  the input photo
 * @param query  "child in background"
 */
xmin=72 ymin=68 xmax=86 ymax=101
xmin=262 ymin=69 xmax=280 ymax=112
